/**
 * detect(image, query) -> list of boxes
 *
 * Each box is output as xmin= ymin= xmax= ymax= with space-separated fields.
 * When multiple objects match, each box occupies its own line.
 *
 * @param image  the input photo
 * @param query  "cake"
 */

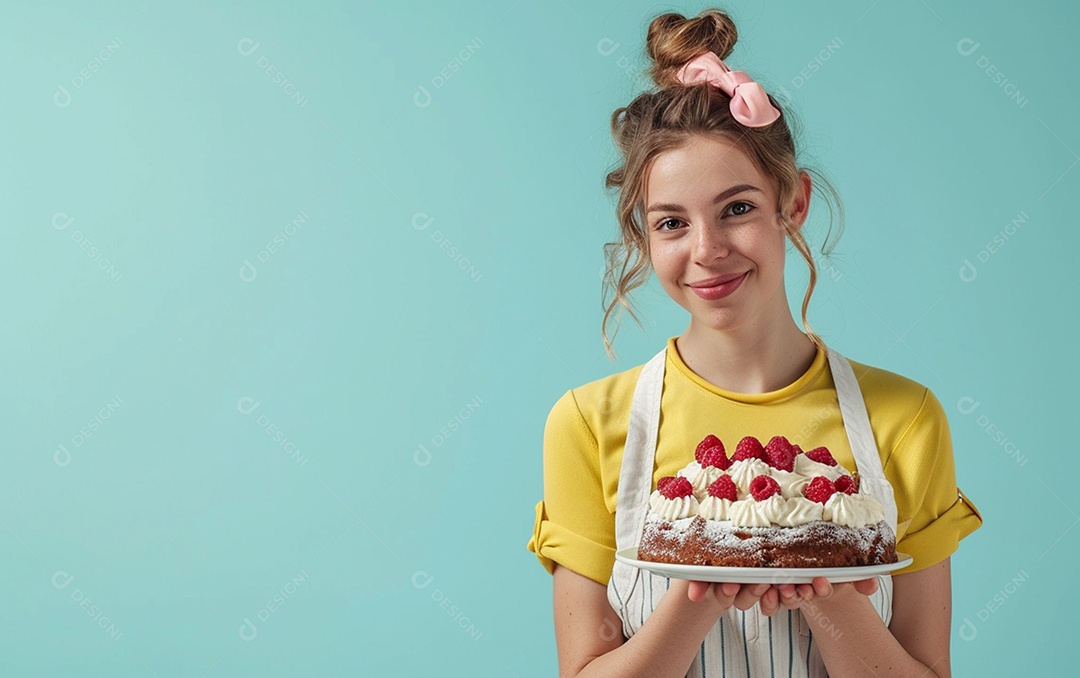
xmin=637 ymin=435 xmax=897 ymax=568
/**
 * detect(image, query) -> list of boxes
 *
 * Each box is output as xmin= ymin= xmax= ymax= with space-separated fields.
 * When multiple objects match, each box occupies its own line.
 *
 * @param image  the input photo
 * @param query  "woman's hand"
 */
xmin=684 ymin=576 xmax=878 ymax=616
xmin=776 ymin=576 xmax=878 ymax=610
xmin=685 ymin=581 xmax=782 ymax=616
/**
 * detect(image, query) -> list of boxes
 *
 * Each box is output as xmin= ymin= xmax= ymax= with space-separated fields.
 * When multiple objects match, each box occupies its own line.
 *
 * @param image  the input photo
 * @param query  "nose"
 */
xmin=690 ymin=222 xmax=731 ymax=263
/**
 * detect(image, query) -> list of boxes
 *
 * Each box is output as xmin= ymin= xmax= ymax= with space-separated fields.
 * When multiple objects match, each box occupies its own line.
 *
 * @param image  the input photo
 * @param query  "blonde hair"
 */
xmin=601 ymin=8 xmax=844 ymax=360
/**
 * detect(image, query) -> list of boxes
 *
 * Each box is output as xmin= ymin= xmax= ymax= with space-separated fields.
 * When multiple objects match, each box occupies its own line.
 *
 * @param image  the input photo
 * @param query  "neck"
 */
xmin=676 ymin=314 xmax=818 ymax=394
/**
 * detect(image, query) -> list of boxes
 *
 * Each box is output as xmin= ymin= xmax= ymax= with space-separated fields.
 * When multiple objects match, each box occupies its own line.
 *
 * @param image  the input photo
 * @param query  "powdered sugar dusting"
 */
xmin=639 ymin=515 xmax=897 ymax=567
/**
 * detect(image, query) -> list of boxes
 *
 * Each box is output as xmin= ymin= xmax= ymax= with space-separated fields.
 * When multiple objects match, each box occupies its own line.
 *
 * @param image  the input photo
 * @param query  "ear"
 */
xmin=788 ymin=171 xmax=813 ymax=231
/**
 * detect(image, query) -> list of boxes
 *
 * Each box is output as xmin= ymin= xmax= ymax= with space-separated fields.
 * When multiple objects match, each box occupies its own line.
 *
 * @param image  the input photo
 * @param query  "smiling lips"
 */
xmin=688 ymin=272 xmax=748 ymax=300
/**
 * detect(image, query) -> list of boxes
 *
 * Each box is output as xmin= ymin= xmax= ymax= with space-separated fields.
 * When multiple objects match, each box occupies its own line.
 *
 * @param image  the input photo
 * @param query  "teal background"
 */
xmin=0 ymin=0 xmax=1074 ymax=675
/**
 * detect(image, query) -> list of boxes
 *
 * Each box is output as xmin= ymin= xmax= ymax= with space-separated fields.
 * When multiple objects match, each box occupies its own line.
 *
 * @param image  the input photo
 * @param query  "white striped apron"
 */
xmin=606 ymin=345 xmax=899 ymax=677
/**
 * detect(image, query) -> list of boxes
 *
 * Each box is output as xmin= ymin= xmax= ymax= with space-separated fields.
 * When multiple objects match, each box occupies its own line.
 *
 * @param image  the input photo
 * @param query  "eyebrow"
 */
xmin=646 ymin=184 xmax=763 ymax=214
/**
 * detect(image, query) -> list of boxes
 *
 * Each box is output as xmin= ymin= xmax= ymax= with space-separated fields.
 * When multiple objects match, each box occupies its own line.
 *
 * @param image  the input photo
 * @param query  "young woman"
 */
xmin=527 ymin=8 xmax=982 ymax=678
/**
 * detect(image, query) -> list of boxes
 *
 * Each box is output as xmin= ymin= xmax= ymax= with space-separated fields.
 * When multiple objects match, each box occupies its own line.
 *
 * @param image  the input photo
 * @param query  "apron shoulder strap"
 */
xmin=825 ymin=347 xmax=899 ymax=533
xmin=613 ymin=347 xmax=667 ymax=549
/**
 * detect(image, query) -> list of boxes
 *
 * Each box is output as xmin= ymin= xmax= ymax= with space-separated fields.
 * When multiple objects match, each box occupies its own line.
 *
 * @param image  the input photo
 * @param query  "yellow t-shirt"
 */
xmin=527 ymin=337 xmax=982 ymax=587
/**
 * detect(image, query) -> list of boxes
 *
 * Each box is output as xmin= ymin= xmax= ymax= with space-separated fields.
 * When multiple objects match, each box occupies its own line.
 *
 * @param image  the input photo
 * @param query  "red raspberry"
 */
xmin=732 ymin=436 xmax=765 ymax=462
xmin=803 ymin=476 xmax=836 ymax=504
xmin=695 ymin=434 xmax=723 ymax=459
xmin=834 ymin=475 xmax=856 ymax=495
xmin=791 ymin=444 xmax=803 ymax=455
xmin=707 ymin=475 xmax=738 ymax=501
xmin=657 ymin=476 xmax=693 ymax=500
xmin=764 ymin=436 xmax=796 ymax=472
xmin=748 ymin=475 xmax=781 ymax=501
xmin=695 ymin=435 xmax=730 ymax=470
xmin=805 ymin=446 xmax=838 ymax=467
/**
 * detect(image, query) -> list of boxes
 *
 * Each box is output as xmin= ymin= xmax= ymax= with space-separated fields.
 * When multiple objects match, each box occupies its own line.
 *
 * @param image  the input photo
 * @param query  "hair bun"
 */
xmin=646 ymin=9 xmax=739 ymax=89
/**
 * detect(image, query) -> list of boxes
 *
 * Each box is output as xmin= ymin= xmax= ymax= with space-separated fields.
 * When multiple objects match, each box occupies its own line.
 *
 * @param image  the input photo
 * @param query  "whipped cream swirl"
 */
xmin=794 ymin=455 xmax=849 ymax=482
xmin=728 ymin=458 xmax=772 ymax=499
xmin=775 ymin=497 xmax=824 ymax=527
xmin=771 ymin=469 xmax=810 ymax=500
xmin=822 ymin=492 xmax=885 ymax=528
xmin=648 ymin=490 xmax=699 ymax=521
xmin=728 ymin=493 xmax=787 ymax=528
xmin=697 ymin=496 xmax=733 ymax=521
xmin=678 ymin=461 xmax=725 ymax=500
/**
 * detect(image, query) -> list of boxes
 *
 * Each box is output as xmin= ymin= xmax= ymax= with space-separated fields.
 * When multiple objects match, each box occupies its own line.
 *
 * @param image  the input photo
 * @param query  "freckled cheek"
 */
xmin=742 ymin=231 xmax=786 ymax=268
xmin=651 ymin=260 xmax=677 ymax=285
xmin=650 ymin=249 xmax=684 ymax=287
xmin=762 ymin=246 xmax=788 ymax=277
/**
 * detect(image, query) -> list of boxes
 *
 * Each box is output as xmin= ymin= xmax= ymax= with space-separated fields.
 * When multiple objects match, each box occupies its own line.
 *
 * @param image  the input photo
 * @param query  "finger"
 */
xmin=733 ymin=583 xmax=770 ymax=611
xmin=795 ymin=583 xmax=815 ymax=601
xmin=778 ymin=584 xmax=802 ymax=609
xmin=759 ymin=587 xmax=780 ymax=616
xmin=720 ymin=582 xmax=741 ymax=598
xmin=852 ymin=577 xmax=879 ymax=596
xmin=710 ymin=582 xmax=739 ymax=608
xmin=687 ymin=580 xmax=709 ymax=602
xmin=811 ymin=577 xmax=833 ymax=599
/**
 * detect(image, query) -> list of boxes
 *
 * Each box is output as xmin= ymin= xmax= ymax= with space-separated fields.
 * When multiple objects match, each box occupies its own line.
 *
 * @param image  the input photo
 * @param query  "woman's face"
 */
xmin=644 ymin=135 xmax=805 ymax=334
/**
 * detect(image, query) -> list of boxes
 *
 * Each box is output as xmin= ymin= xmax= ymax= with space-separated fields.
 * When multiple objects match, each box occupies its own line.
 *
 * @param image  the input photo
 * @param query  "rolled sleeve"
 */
xmin=526 ymin=389 xmax=617 ymax=587
xmin=888 ymin=388 xmax=984 ymax=574
xmin=894 ymin=487 xmax=982 ymax=574
xmin=528 ymin=500 xmax=616 ymax=585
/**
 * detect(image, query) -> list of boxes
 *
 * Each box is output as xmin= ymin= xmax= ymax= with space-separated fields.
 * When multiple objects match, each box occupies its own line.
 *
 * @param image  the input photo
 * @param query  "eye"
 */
xmin=655 ymin=218 xmax=683 ymax=232
xmin=726 ymin=201 xmax=754 ymax=217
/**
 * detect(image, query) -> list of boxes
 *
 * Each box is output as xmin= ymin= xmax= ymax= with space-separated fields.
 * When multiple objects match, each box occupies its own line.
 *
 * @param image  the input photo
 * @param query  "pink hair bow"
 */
xmin=675 ymin=52 xmax=781 ymax=128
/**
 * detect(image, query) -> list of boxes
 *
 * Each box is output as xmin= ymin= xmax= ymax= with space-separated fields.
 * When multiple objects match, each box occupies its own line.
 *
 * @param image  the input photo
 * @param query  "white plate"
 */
xmin=615 ymin=548 xmax=913 ymax=584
